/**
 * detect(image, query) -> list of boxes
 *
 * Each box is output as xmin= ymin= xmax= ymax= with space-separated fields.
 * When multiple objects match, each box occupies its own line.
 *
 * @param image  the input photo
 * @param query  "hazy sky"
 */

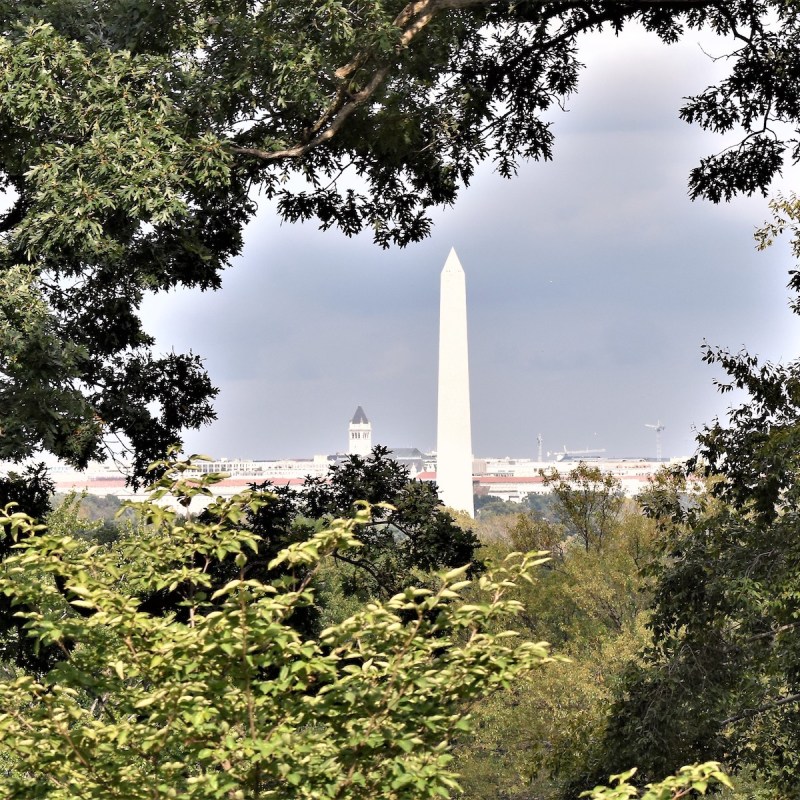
xmin=142 ymin=25 xmax=800 ymax=462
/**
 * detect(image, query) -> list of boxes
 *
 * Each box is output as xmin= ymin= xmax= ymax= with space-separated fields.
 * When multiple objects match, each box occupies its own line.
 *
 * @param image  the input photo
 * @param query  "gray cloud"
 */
xmin=141 ymin=25 xmax=800 ymax=462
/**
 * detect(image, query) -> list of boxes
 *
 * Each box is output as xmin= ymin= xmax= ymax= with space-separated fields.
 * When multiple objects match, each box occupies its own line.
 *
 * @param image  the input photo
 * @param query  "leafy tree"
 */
xmin=1 ymin=1 xmax=800 ymax=479
xmin=0 ymin=488 xmax=138 ymax=677
xmin=541 ymin=464 xmax=624 ymax=552
xmin=48 ymin=492 xmax=137 ymax=547
xmin=0 ymin=464 xmax=552 ymax=800
xmin=240 ymin=447 xmax=482 ymax=635
xmin=0 ymin=462 xmax=54 ymax=674
xmin=455 ymin=499 xmax=658 ymax=799
xmin=0 ymin=459 xmax=734 ymax=800
xmin=524 ymin=492 xmax=560 ymax=520
xmin=0 ymin=462 xmax=53 ymax=521
xmin=1 ymin=448 xmax=479 ymax=671
xmin=583 ymin=763 xmax=732 ymax=800
xmin=474 ymin=495 xmax=522 ymax=518
xmin=536 ymin=195 xmax=800 ymax=797
xmin=580 ymin=348 xmax=800 ymax=796
xmin=455 ymin=624 xmax=648 ymax=800
xmin=246 ymin=446 xmax=483 ymax=601
xmin=52 ymin=492 xmax=128 ymax=523
xmin=507 ymin=511 xmax=566 ymax=563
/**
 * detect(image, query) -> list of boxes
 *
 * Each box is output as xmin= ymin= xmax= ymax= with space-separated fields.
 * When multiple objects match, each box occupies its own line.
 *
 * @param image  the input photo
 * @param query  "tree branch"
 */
xmin=722 ymin=692 xmax=800 ymax=725
xmin=231 ymin=64 xmax=392 ymax=161
xmin=229 ymin=0 xmax=740 ymax=164
xmin=331 ymin=547 xmax=388 ymax=593
xmin=745 ymin=621 xmax=800 ymax=642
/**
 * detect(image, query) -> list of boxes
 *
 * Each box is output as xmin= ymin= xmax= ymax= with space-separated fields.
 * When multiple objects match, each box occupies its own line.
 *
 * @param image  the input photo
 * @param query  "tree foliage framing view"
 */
xmin=0 ymin=458 xmax=735 ymax=800
xmin=0 ymin=1 xmax=799 ymax=480
xmin=0 ymin=462 xmax=551 ymax=800
xmin=4 ymin=2 xmax=800 ymax=798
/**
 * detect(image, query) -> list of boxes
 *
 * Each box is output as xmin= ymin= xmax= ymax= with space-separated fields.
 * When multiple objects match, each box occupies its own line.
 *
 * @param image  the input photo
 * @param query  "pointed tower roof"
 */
xmin=351 ymin=406 xmax=369 ymax=424
xmin=442 ymin=247 xmax=464 ymax=274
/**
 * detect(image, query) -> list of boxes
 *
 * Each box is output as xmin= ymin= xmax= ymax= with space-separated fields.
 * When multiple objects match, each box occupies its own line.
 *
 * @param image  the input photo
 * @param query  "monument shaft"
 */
xmin=436 ymin=248 xmax=474 ymax=517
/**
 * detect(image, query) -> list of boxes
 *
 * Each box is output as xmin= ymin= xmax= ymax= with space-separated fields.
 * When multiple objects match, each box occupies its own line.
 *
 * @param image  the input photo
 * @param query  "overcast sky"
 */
xmin=142 ymin=24 xmax=800 ymax=462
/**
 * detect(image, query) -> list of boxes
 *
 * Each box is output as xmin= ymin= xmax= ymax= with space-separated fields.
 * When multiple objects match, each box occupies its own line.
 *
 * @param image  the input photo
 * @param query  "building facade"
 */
xmin=348 ymin=405 xmax=372 ymax=456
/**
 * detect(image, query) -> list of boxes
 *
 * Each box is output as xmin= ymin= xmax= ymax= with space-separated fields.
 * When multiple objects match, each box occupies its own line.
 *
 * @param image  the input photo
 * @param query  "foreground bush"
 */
xmin=0 ymin=459 xmax=732 ymax=800
xmin=0 ymin=460 xmax=551 ymax=799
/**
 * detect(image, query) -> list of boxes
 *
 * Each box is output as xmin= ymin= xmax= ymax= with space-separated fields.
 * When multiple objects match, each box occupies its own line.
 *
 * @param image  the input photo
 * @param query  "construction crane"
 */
xmin=645 ymin=421 xmax=665 ymax=462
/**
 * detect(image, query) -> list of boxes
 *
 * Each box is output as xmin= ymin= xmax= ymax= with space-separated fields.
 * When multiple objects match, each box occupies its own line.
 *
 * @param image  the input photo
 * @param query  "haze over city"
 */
xmin=142 ymin=25 xmax=800 ymax=463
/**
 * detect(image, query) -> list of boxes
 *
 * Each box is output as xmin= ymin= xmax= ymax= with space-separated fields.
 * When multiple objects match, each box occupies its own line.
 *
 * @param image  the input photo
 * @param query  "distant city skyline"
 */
xmin=141 ymin=25 xmax=800 ymax=464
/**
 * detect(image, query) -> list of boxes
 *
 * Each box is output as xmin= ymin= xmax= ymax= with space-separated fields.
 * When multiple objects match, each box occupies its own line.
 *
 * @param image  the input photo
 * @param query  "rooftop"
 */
xmin=350 ymin=406 xmax=369 ymax=424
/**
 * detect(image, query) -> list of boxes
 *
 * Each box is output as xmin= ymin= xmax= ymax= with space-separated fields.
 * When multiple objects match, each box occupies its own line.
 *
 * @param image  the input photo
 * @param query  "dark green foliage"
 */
xmin=696 ymin=345 xmax=800 ymax=525
xmin=52 ymin=492 xmax=126 ymax=523
xmin=524 ymin=491 xmax=559 ymax=519
xmin=0 ymin=462 xmax=52 ymax=521
xmin=135 ymin=447 xmax=481 ymax=638
xmin=0 ymin=462 xmax=57 ymax=674
xmin=582 ymin=348 xmax=800 ymax=797
xmin=0 ymin=448 xmax=481 ymax=670
xmin=474 ymin=495 xmax=521 ymax=518
xmin=263 ymin=446 xmax=483 ymax=598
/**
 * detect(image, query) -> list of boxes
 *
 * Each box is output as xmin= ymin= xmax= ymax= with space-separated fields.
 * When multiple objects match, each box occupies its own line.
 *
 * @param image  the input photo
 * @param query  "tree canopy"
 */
xmin=0 ymin=465 xmax=552 ymax=800
xmin=0 ymin=458 xmax=735 ymax=800
xmin=1 ymin=1 xmax=800 ymax=479
xmin=202 ymin=446 xmax=483 ymax=636
xmin=0 ymin=447 xmax=481 ymax=670
xmin=576 ymin=328 xmax=800 ymax=795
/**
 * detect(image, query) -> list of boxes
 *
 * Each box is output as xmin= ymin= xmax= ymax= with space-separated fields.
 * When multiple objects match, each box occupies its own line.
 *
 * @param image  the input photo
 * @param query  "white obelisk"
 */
xmin=436 ymin=248 xmax=474 ymax=517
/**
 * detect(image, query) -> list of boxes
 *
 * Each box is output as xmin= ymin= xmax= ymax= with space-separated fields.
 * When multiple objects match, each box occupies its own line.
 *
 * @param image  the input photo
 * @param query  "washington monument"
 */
xmin=436 ymin=248 xmax=474 ymax=517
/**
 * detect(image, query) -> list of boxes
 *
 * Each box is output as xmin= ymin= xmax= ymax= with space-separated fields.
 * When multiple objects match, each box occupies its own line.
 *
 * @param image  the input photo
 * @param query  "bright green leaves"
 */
xmin=583 ymin=762 xmax=733 ymax=800
xmin=0 ymin=21 xmax=229 ymax=478
xmin=0 ymin=466 xmax=552 ymax=800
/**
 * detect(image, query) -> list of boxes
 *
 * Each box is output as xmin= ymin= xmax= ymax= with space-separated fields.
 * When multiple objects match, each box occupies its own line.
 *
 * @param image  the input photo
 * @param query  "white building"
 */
xmin=436 ymin=248 xmax=475 ymax=517
xmin=348 ymin=405 xmax=372 ymax=456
